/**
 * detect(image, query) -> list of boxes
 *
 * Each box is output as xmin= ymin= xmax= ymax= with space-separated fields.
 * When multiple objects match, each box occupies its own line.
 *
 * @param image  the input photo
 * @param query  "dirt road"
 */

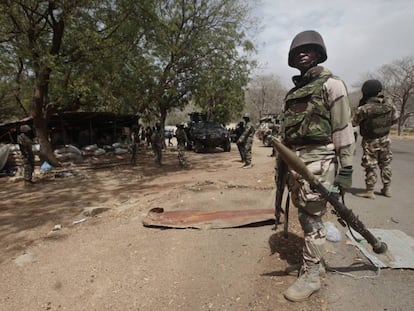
xmin=1 ymin=137 xmax=413 ymax=311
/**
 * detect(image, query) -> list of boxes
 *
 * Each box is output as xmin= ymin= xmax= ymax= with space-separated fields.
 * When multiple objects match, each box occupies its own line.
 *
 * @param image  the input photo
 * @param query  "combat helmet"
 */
xmin=362 ymin=79 xmax=382 ymax=98
xmin=288 ymin=30 xmax=327 ymax=68
xmin=243 ymin=112 xmax=250 ymax=119
xmin=20 ymin=124 xmax=31 ymax=133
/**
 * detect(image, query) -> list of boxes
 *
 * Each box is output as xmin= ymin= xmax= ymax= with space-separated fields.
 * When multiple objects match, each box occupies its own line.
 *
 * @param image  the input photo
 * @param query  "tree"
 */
xmin=379 ymin=57 xmax=414 ymax=135
xmin=141 ymin=0 xmax=256 ymax=128
xmin=1 ymin=1 xmax=99 ymax=165
xmin=245 ymin=74 xmax=286 ymax=121
xmin=0 ymin=1 xmax=152 ymax=164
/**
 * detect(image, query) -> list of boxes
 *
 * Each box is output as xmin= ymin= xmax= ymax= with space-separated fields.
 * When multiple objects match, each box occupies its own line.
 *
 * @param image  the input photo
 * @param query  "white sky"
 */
xmin=250 ymin=0 xmax=414 ymax=91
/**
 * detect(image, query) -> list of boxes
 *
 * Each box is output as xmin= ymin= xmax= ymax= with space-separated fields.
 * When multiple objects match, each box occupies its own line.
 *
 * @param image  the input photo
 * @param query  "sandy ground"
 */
xmin=1 ymin=137 xmax=413 ymax=311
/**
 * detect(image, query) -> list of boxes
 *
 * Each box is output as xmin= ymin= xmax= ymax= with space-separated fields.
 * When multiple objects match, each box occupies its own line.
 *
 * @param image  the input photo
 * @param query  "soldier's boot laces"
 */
xmin=357 ymin=189 xmax=375 ymax=200
xmin=381 ymin=186 xmax=392 ymax=197
xmin=285 ymin=261 xmax=326 ymax=278
xmin=283 ymin=263 xmax=321 ymax=302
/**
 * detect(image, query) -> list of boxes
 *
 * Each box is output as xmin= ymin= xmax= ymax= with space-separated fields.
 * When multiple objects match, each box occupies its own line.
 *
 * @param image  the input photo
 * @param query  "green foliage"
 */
xmin=0 ymin=0 xmax=256 ymax=125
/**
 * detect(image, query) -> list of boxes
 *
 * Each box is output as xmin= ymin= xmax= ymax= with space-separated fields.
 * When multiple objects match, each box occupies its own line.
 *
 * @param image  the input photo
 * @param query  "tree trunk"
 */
xmin=31 ymin=86 xmax=61 ymax=167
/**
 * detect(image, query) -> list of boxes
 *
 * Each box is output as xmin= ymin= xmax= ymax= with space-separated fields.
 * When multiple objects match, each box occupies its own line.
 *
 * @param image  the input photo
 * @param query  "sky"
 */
xmin=250 ymin=0 xmax=414 ymax=91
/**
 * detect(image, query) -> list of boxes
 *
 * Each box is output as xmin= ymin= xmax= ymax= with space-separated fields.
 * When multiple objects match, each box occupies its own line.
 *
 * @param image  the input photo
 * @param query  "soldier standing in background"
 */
xmin=234 ymin=121 xmax=245 ymax=162
xmin=280 ymin=30 xmax=355 ymax=302
xmin=151 ymin=122 xmax=163 ymax=166
xmin=175 ymin=123 xmax=189 ymax=168
xmin=353 ymin=79 xmax=399 ymax=199
xmin=17 ymin=124 xmax=35 ymax=186
xmin=145 ymin=126 xmax=153 ymax=149
xmin=237 ymin=113 xmax=255 ymax=168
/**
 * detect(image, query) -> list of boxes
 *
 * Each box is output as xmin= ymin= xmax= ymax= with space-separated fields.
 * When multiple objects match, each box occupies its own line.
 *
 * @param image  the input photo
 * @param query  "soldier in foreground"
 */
xmin=280 ymin=30 xmax=355 ymax=302
xmin=175 ymin=123 xmax=189 ymax=168
xmin=237 ymin=113 xmax=255 ymax=168
xmin=17 ymin=124 xmax=35 ymax=186
xmin=353 ymin=79 xmax=399 ymax=199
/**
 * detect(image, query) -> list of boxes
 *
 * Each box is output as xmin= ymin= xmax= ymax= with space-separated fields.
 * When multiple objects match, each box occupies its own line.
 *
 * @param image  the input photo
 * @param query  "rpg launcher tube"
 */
xmin=270 ymin=136 xmax=387 ymax=254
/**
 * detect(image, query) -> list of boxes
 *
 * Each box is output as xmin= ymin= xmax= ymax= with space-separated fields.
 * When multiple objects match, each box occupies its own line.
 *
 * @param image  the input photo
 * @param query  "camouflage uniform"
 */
xmin=175 ymin=125 xmax=189 ymax=167
xmin=238 ymin=118 xmax=255 ymax=167
xmin=282 ymin=66 xmax=355 ymax=269
xmin=353 ymin=95 xmax=399 ymax=195
xmin=151 ymin=125 xmax=163 ymax=165
xmin=17 ymin=128 xmax=35 ymax=184
xmin=234 ymin=122 xmax=245 ymax=161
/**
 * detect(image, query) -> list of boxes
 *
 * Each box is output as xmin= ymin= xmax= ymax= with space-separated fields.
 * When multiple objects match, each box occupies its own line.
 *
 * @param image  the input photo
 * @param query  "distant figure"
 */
xmin=269 ymin=122 xmax=280 ymax=157
xmin=17 ymin=124 xmax=35 ymax=186
xmin=145 ymin=126 xmax=153 ymax=148
xmin=151 ymin=122 xmax=163 ymax=165
xmin=140 ymin=128 xmax=146 ymax=144
xmin=130 ymin=126 xmax=140 ymax=165
xmin=175 ymin=123 xmax=189 ymax=168
xmin=237 ymin=113 xmax=255 ymax=168
xmin=353 ymin=79 xmax=399 ymax=199
xmin=167 ymin=130 xmax=174 ymax=146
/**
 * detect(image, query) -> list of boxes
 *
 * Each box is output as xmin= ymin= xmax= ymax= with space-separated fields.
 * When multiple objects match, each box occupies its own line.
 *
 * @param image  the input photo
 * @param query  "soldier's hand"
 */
xmin=334 ymin=166 xmax=353 ymax=190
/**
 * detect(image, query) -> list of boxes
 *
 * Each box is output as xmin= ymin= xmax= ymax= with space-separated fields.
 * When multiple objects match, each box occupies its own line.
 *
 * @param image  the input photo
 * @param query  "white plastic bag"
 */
xmin=325 ymin=221 xmax=342 ymax=242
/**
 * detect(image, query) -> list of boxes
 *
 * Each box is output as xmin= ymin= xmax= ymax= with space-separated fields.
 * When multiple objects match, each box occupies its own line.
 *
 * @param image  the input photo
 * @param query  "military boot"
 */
xmin=381 ymin=185 xmax=392 ymax=197
xmin=285 ymin=260 xmax=326 ymax=278
xmin=357 ymin=188 xmax=375 ymax=199
xmin=283 ymin=263 xmax=321 ymax=302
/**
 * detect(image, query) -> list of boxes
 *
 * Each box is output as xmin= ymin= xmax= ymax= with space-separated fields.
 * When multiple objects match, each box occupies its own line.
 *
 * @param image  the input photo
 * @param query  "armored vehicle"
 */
xmin=186 ymin=113 xmax=231 ymax=153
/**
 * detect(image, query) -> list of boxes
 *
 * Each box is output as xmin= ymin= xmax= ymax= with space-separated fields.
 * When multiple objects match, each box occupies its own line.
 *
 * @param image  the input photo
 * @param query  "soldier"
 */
xmin=17 ymin=124 xmax=35 ymax=186
xmin=280 ymin=30 xmax=355 ymax=302
xmin=151 ymin=122 xmax=163 ymax=166
xmin=237 ymin=113 xmax=255 ymax=168
xmin=353 ymin=79 xmax=399 ymax=199
xmin=175 ymin=123 xmax=189 ymax=168
xmin=234 ymin=121 xmax=245 ymax=162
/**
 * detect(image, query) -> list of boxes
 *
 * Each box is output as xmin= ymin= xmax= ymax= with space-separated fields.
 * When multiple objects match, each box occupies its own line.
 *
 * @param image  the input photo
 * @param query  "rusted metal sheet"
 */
xmin=142 ymin=207 xmax=276 ymax=229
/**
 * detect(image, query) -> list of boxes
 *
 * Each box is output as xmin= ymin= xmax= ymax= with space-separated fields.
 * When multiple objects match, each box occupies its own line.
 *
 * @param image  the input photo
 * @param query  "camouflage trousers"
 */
xmin=152 ymin=145 xmax=162 ymax=165
xmin=243 ymin=138 xmax=253 ymax=164
xmin=361 ymin=136 xmax=392 ymax=190
xmin=22 ymin=157 xmax=34 ymax=182
xmin=237 ymin=142 xmax=245 ymax=162
xmin=286 ymin=145 xmax=337 ymax=265
xmin=177 ymin=143 xmax=187 ymax=167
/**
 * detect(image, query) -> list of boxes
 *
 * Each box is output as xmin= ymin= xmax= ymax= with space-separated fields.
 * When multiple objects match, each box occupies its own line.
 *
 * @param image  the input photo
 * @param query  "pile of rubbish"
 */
xmin=54 ymin=143 xmax=130 ymax=163
xmin=0 ymin=141 xmax=132 ymax=179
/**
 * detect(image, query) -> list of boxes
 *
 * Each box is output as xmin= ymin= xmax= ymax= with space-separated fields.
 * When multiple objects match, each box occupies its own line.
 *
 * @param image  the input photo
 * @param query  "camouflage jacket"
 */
xmin=353 ymin=95 xmax=399 ymax=139
xmin=282 ymin=66 xmax=355 ymax=167
xmin=17 ymin=133 xmax=34 ymax=160
xmin=151 ymin=129 xmax=163 ymax=148
xmin=175 ymin=127 xmax=188 ymax=145
xmin=238 ymin=121 xmax=255 ymax=144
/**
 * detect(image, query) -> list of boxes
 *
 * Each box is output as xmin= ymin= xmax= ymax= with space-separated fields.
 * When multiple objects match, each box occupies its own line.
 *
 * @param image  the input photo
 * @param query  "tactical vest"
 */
xmin=360 ymin=97 xmax=393 ymax=139
xmin=282 ymin=71 xmax=332 ymax=146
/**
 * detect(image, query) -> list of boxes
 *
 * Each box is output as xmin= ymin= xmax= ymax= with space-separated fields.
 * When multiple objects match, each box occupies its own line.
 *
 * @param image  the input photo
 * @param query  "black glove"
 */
xmin=334 ymin=166 xmax=353 ymax=190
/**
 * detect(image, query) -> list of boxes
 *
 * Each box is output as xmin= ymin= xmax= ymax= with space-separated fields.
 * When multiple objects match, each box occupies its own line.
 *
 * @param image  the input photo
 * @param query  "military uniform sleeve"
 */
xmin=324 ymin=77 xmax=355 ymax=167
xmin=390 ymin=100 xmax=400 ymax=125
xmin=352 ymin=106 xmax=367 ymax=127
